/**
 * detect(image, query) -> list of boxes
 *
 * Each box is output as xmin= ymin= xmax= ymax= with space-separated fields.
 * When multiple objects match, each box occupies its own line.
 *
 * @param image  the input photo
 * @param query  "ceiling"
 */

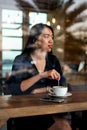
xmin=15 ymin=0 xmax=63 ymax=12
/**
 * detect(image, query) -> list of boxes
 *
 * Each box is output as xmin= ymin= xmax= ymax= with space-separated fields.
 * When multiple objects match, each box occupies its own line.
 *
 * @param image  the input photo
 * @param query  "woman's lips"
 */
xmin=48 ymin=45 xmax=53 ymax=49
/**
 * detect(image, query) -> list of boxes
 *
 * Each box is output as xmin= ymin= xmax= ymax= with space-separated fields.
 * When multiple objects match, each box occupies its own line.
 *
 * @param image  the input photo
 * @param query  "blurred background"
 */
xmin=0 ymin=0 xmax=87 ymax=87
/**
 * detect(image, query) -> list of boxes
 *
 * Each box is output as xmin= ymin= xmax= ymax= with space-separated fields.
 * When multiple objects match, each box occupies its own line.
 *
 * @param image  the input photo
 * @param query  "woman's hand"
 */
xmin=31 ymin=87 xmax=47 ymax=94
xmin=40 ymin=69 xmax=60 ymax=80
xmin=31 ymin=86 xmax=52 ymax=94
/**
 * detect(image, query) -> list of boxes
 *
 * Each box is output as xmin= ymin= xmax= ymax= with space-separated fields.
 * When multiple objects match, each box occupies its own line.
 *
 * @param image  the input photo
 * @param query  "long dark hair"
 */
xmin=22 ymin=23 xmax=54 ymax=55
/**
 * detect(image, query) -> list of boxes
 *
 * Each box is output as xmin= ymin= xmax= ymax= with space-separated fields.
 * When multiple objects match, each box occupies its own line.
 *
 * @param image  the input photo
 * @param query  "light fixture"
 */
xmin=47 ymin=16 xmax=61 ymax=32
xmin=52 ymin=17 xmax=56 ymax=24
xmin=85 ymin=50 xmax=87 ymax=55
xmin=47 ymin=21 xmax=51 ymax=26
xmin=56 ymin=24 xmax=61 ymax=30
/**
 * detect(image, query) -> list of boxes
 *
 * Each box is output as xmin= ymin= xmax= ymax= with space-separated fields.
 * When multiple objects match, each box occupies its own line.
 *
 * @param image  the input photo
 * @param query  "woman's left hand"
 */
xmin=31 ymin=87 xmax=47 ymax=94
xmin=31 ymin=86 xmax=52 ymax=94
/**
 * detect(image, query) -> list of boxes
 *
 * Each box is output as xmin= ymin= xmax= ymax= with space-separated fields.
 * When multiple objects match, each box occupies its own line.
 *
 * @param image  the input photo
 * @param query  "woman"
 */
xmin=7 ymin=23 xmax=72 ymax=130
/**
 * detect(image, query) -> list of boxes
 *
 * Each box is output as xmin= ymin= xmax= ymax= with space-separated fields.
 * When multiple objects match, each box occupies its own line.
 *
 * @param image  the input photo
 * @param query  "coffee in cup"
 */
xmin=52 ymin=86 xmax=68 ymax=96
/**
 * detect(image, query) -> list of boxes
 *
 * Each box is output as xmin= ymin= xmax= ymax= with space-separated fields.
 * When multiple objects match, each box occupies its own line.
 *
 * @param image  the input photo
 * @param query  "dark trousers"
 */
xmin=7 ymin=115 xmax=54 ymax=130
xmin=80 ymin=110 xmax=87 ymax=130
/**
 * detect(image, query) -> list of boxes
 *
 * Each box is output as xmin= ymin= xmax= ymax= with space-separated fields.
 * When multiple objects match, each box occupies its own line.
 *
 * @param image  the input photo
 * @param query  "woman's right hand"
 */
xmin=40 ymin=69 xmax=60 ymax=80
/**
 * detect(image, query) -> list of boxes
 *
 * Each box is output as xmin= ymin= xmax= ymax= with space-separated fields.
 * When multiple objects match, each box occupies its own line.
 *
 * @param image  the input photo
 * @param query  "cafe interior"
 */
xmin=0 ymin=0 xmax=87 ymax=130
xmin=0 ymin=0 xmax=87 ymax=95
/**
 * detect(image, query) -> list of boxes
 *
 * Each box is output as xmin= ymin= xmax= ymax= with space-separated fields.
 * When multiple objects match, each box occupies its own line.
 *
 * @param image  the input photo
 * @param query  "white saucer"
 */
xmin=48 ymin=92 xmax=72 ymax=98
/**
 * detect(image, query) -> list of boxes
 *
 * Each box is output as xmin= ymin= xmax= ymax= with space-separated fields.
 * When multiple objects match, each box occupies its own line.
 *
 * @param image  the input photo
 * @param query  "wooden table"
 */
xmin=1 ymin=91 xmax=87 ymax=128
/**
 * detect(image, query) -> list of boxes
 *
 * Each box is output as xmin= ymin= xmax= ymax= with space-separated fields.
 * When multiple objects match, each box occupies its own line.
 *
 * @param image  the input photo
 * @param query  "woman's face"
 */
xmin=36 ymin=27 xmax=54 ymax=52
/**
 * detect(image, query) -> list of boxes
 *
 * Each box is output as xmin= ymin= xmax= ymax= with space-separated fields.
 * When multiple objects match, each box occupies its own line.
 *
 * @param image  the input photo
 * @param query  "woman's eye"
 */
xmin=44 ymin=34 xmax=49 ymax=38
xmin=43 ymin=34 xmax=54 ymax=39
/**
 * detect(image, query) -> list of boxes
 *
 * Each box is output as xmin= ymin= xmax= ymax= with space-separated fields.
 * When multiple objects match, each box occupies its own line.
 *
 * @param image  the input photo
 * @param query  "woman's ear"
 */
xmin=35 ymin=40 xmax=42 ymax=49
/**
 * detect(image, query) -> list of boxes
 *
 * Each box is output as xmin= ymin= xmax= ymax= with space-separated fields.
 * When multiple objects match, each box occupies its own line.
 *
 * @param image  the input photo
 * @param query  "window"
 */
xmin=1 ymin=10 xmax=47 ymax=77
xmin=29 ymin=12 xmax=47 ymax=28
xmin=2 ymin=9 xmax=23 ymax=77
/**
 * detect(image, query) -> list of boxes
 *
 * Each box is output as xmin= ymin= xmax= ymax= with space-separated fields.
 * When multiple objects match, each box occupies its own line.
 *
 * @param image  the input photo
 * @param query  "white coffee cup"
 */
xmin=52 ymin=86 xmax=68 ymax=96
